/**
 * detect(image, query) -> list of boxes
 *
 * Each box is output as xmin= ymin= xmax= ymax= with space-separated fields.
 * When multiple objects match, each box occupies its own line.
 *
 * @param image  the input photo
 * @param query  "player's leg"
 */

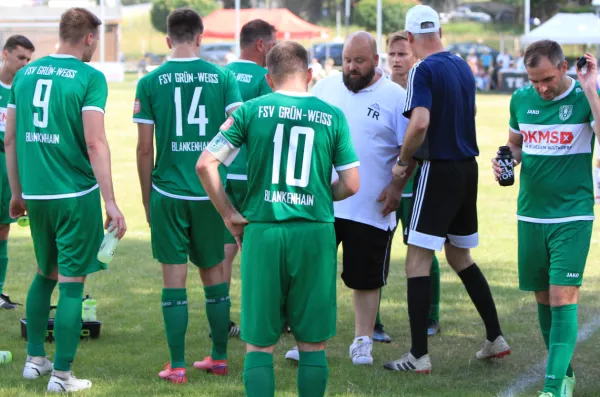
xmin=339 ymin=218 xmax=391 ymax=365
xmin=0 ymin=151 xmax=18 ymax=309
xmin=286 ymin=222 xmax=336 ymax=397
xmin=427 ymin=254 xmax=441 ymax=336
xmin=593 ymin=141 xmax=600 ymax=204
xmin=49 ymin=191 xmax=105 ymax=392
xmin=541 ymin=221 xmax=591 ymax=397
xmin=241 ymin=223 xmax=285 ymax=397
xmin=189 ymin=201 xmax=230 ymax=374
xmin=150 ymin=191 xmax=191 ymax=383
xmin=445 ymin=160 xmax=508 ymax=360
xmin=22 ymin=199 xmax=58 ymax=380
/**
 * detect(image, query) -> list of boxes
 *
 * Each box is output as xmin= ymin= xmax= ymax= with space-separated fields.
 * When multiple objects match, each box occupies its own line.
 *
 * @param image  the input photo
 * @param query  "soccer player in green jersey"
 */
xmin=197 ymin=41 xmax=360 ymax=397
xmin=0 ymin=35 xmax=34 ymax=310
xmin=221 ymin=19 xmax=276 ymax=337
xmin=492 ymin=41 xmax=600 ymax=397
xmin=5 ymin=8 xmax=127 ymax=393
xmin=384 ymin=30 xmax=441 ymax=339
xmin=134 ymin=8 xmax=242 ymax=383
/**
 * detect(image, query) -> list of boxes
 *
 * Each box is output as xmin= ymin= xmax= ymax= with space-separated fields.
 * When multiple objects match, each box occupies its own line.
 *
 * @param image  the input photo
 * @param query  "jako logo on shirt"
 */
xmin=367 ymin=103 xmax=380 ymax=120
xmin=559 ymin=105 xmax=573 ymax=121
xmin=566 ymin=273 xmax=580 ymax=278
xmin=522 ymin=130 xmax=573 ymax=145
xmin=527 ymin=109 xmax=539 ymax=115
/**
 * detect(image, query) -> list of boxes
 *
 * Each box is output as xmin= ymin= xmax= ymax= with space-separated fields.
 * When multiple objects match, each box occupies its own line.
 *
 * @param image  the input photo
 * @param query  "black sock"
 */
xmin=408 ymin=276 xmax=431 ymax=359
xmin=458 ymin=264 xmax=503 ymax=342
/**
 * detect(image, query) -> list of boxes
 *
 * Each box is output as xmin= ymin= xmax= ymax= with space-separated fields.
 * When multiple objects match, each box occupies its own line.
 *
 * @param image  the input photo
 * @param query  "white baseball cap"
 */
xmin=405 ymin=5 xmax=441 ymax=34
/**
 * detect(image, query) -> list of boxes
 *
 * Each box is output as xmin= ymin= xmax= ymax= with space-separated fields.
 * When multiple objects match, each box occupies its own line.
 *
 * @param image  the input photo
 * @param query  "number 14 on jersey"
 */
xmin=174 ymin=86 xmax=208 ymax=137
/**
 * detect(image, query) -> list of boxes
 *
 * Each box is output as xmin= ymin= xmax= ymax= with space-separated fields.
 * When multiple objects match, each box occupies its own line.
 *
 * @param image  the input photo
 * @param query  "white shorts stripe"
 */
xmin=381 ymin=233 xmax=392 ymax=286
xmin=410 ymin=161 xmax=429 ymax=232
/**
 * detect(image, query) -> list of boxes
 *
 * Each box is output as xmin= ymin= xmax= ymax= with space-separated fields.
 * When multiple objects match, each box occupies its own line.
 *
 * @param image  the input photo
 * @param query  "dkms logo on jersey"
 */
xmin=522 ymin=130 xmax=574 ymax=145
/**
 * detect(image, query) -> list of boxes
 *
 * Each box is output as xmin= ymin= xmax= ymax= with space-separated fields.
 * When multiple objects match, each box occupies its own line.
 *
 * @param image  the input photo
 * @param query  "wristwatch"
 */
xmin=396 ymin=157 xmax=409 ymax=167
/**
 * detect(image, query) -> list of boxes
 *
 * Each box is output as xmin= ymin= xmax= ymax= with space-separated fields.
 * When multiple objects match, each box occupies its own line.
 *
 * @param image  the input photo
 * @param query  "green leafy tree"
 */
xmin=354 ymin=0 xmax=417 ymax=34
xmin=150 ymin=0 xmax=218 ymax=34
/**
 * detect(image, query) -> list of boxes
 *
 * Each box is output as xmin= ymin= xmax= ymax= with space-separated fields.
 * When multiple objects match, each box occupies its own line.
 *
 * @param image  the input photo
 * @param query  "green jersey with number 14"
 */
xmin=212 ymin=91 xmax=359 ymax=223
xmin=509 ymin=79 xmax=598 ymax=222
xmin=9 ymin=55 xmax=107 ymax=199
xmin=133 ymin=58 xmax=243 ymax=198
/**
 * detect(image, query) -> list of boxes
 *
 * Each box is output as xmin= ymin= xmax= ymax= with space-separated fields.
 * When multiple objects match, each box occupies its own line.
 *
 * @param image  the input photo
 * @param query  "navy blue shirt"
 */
xmin=404 ymin=51 xmax=479 ymax=161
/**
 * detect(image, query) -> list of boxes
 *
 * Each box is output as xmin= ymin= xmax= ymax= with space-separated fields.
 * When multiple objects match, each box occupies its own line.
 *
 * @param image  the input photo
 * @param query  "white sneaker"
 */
xmin=47 ymin=371 xmax=92 ymax=393
xmin=476 ymin=335 xmax=511 ymax=360
xmin=285 ymin=346 xmax=299 ymax=362
xmin=23 ymin=356 xmax=53 ymax=380
xmin=349 ymin=336 xmax=373 ymax=365
xmin=383 ymin=352 xmax=432 ymax=374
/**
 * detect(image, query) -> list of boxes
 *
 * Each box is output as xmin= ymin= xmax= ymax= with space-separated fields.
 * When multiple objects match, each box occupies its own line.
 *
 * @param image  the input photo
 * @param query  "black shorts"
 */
xmin=406 ymin=159 xmax=479 ymax=251
xmin=335 ymin=218 xmax=392 ymax=290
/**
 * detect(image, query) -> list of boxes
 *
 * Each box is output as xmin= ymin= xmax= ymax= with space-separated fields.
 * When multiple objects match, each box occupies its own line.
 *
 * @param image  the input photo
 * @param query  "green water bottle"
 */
xmin=82 ymin=296 xmax=97 ymax=322
xmin=0 ymin=351 xmax=12 ymax=364
xmin=97 ymin=222 xmax=119 ymax=264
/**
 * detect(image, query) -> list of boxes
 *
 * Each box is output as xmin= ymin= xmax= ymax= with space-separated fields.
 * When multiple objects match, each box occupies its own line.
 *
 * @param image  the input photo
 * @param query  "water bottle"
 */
xmin=496 ymin=146 xmax=515 ymax=187
xmin=97 ymin=222 xmax=119 ymax=264
xmin=82 ymin=295 xmax=97 ymax=322
xmin=0 ymin=351 xmax=12 ymax=364
xmin=17 ymin=216 xmax=29 ymax=227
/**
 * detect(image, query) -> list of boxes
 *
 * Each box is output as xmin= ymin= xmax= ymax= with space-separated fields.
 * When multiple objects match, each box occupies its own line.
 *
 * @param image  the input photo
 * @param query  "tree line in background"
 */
xmin=147 ymin=0 xmax=598 ymax=35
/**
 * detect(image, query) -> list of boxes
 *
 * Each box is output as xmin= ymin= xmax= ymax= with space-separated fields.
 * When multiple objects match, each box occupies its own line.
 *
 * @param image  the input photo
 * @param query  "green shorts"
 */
xmin=28 ymin=189 xmax=105 ymax=278
xmin=518 ymin=220 xmax=593 ymax=291
xmin=150 ymin=190 xmax=224 ymax=268
xmin=241 ymin=222 xmax=337 ymax=346
xmin=395 ymin=195 xmax=412 ymax=244
xmin=0 ymin=152 xmax=15 ymax=225
xmin=224 ymin=179 xmax=247 ymax=245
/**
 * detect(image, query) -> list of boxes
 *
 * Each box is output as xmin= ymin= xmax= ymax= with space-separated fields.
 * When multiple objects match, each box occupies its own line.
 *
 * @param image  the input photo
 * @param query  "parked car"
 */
xmin=199 ymin=43 xmax=235 ymax=65
xmin=312 ymin=42 xmax=343 ymax=66
xmin=446 ymin=42 xmax=499 ymax=65
xmin=446 ymin=6 xmax=492 ymax=23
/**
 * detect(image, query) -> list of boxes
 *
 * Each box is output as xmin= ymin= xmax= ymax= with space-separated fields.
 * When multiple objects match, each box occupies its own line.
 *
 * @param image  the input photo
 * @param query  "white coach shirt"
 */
xmin=312 ymin=68 xmax=409 ymax=230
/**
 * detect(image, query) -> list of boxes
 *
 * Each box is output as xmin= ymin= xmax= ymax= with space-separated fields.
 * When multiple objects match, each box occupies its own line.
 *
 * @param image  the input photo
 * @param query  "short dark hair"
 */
xmin=524 ymin=40 xmax=565 ymax=69
xmin=240 ymin=19 xmax=276 ymax=49
xmin=59 ymin=8 xmax=102 ymax=45
xmin=266 ymin=41 xmax=308 ymax=83
xmin=3 ymin=35 xmax=35 ymax=52
xmin=167 ymin=8 xmax=204 ymax=44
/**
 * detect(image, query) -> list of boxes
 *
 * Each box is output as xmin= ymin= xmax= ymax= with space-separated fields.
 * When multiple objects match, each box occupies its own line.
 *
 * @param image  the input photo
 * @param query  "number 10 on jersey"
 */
xmin=271 ymin=124 xmax=315 ymax=188
xmin=174 ymin=86 xmax=208 ymax=137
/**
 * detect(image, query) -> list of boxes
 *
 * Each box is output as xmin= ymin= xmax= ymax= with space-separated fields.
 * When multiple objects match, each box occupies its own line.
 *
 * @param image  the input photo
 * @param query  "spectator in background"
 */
xmin=481 ymin=48 xmax=493 ymax=73
xmin=475 ymin=59 xmax=491 ymax=92
xmin=309 ymin=57 xmax=324 ymax=84
xmin=323 ymin=57 xmax=340 ymax=76
xmin=515 ymin=51 xmax=525 ymax=72
xmin=496 ymin=49 xmax=512 ymax=70
xmin=466 ymin=48 xmax=479 ymax=74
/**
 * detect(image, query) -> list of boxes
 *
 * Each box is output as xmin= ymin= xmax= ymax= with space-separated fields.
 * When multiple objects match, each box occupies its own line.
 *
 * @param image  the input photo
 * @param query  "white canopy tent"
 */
xmin=521 ymin=13 xmax=600 ymax=45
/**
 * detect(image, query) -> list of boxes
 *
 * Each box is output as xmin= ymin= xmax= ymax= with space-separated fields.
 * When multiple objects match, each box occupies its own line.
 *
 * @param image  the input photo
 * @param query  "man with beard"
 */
xmin=284 ymin=31 xmax=410 ymax=365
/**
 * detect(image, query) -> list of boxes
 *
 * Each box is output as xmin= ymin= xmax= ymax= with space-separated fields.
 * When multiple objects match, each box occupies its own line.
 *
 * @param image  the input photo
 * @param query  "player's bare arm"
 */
xmin=393 ymin=106 xmax=429 ymax=180
xmin=136 ymin=123 xmax=154 ymax=224
xmin=331 ymin=167 xmax=360 ymax=201
xmin=577 ymin=53 xmax=600 ymax=138
xmin=83 ymin=111 xmax=127 ymax=239
xmin=4 ymin=107 xmax=25 ymax=219
xmin=492 ymin=131 xmax=523 ymax=181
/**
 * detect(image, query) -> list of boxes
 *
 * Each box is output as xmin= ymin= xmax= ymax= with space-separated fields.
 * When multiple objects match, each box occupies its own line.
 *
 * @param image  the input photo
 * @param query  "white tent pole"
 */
xmin=100 ymin=0 xmax=106 ymax=62
xmin=235 ymin=0 xmax=241 ymax=57
xmin=376 ymin=0 xmax=382 ymax=51
xmin=345 ymin=0 xmax=350 ymax=37
xmin=524 ymin=0 xmax=531 ymax=34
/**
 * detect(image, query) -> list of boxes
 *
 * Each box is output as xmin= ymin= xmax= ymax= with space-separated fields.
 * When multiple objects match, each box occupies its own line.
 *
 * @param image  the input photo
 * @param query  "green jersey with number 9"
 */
xmin=133 ymin=58 xmax=243 ymax=198
xmin=211 ymin=91 xmax=360 ymax=223
xmin=8 ymin=55 xmax=107 ymax=198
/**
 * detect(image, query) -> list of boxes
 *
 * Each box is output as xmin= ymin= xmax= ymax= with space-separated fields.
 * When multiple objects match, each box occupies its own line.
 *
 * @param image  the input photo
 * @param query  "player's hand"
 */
xmin=224 ymin=212 xmax=249 ymax=249
xmin=576 ymin=53 xmax=598 ymax=93
xmin=143 ymin=203 xmax=150 ymax=225
xmin=491 ymin=156 xmax=520 ymax=181
xmin=392 ymin=163 xmax=408 ymax=180
xmin=9 ymin=197 xmax=27 ymax=219
xmin=377 ymin=182 xmax=402 ymax=216
xmin=105 ymin=200 xmax=127 ymax=239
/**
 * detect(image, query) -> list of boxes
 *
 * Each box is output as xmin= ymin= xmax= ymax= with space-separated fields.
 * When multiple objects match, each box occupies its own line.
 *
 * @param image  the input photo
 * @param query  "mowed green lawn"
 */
xmin=1 ymin=82 xmax=600 ymax=397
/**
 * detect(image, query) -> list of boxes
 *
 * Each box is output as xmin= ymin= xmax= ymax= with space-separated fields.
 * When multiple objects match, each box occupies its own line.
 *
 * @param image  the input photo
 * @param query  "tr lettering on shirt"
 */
xmin=367 ymin=103 xmax=380 ymax=120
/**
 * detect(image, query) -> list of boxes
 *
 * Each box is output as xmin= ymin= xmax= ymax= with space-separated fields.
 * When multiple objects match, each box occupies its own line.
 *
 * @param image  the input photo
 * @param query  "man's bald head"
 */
xmin=344 ymin=31 xmax=377 ymax=57
xmin=342 ymin=31 xmax=379 ymax=93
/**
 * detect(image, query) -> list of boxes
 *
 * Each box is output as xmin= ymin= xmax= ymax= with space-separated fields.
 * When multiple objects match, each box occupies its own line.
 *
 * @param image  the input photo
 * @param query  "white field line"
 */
xmin=498 ymin=314 xmax=600 ymax=397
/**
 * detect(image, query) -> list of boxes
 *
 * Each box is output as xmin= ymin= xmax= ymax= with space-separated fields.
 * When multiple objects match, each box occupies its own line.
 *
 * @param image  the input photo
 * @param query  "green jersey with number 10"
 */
xmin=133 ymin=58 xmax=243 ymax=198
xmin=9 ymin=55 xmax=107 ymax=199
xmin=213 ymin=91 xmax=359 ymax=223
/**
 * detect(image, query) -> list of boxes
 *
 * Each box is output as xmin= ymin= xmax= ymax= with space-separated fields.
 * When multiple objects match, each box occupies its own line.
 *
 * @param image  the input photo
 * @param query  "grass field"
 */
xmin=1 ymin=82 xmax=600 ymax=397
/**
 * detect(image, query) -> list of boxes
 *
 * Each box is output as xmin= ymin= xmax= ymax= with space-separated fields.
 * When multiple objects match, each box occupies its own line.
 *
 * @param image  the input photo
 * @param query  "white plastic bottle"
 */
xmin=97 ymin=223 xmax=119 ymax=264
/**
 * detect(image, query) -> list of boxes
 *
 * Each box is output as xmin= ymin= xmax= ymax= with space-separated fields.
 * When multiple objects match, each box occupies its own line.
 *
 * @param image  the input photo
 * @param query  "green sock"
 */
xmin=162 ymin=288 xmax=188 ymax=368
xmin=298 ymin=350 xmax=329 ymax=397
xmin=26 ymin=274 xmax=57 ymax=357
xmin=375 ymin=288 xmax=382 ymax=327
xmin=54 ymin=282 xmax=84 ymax=371
xmin=243 ymin=352 xmax=274 ymax=397
xmin=543 ymin=304 xmax=578 ymax=395
xmin=204 ymin=282 xmax=230 ymax=360
xmin=0 ymin=240 xmax=7 ymax=295
xmin=428 ymin=255 xmax=440 ymax=322
xmin=538 ymin=303 xmax=574 ymax=377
